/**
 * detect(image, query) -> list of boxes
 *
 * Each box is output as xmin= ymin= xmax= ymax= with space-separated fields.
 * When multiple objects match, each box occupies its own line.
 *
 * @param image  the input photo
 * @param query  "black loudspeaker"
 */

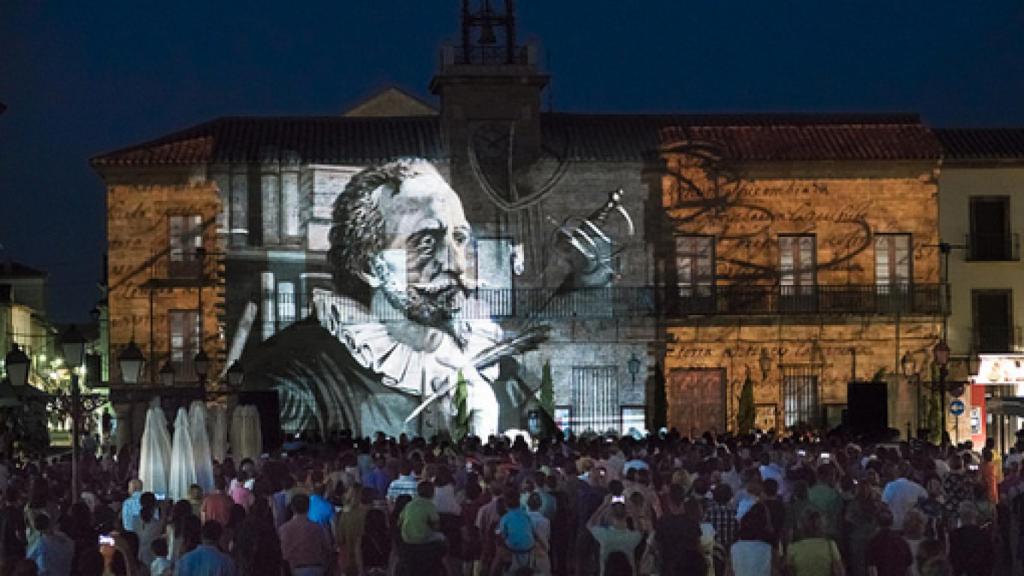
xmin=845 ymin=381 xmax=888 ymax=436
xmin=237 ymin=390 xmax=282 ymax=452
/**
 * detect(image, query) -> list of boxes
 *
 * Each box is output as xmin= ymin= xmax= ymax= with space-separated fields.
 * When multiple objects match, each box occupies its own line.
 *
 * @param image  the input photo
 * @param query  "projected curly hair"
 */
xmin=327 ymin=159 xmax=417 ymax=304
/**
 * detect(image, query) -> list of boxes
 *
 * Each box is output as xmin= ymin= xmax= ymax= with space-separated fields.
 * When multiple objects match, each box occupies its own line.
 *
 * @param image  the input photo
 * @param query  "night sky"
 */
xmin=2 ymin=1 xmax=1023 ymax=323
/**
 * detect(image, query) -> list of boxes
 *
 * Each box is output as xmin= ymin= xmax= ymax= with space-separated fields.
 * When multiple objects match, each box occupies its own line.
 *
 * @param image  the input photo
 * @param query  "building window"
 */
xmin=168 ymin=215 xmax=203 ymax=278
xmin=571 ymin=366 xmax=619 ymax=433
xmin=875 ymin=234 xmax=911 ymax=286
xmin=779 ymin=235 xmax=816 ymax=311
xmin=973 ymin=289 xmax=1013 ymax=352
xmin=169 ymin=310 xmax=201 ymax=381
xmin=277 ymin=282 xmax=296 ymax=329
xmin=675 ymin=236 xmax=715 ymax=298
xmin=969 ymin=196 xmax=1015 ymax=261
xmin=783 ymin=373 xmax=819 ymax=427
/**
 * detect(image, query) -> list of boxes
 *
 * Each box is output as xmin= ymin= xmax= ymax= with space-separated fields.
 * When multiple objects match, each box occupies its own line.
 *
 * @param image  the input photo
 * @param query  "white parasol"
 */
xmin=167 ymin=407 xmax=197 ymax=501
xmin=138 ymin=398 xmax=171 ymax=498
xmin=188 ymin=401 xmax=215 ymax=493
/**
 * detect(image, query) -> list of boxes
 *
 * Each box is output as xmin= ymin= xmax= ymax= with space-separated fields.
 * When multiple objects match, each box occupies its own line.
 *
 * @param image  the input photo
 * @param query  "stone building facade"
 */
xmin=93 ymin=1 xmax=953 ymax=439
xmin=656 ymin=135 xmax=945 ymax=434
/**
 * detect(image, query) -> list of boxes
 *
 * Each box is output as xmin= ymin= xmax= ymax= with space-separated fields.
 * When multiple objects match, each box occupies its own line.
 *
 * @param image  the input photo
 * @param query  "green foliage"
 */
xmin=736 ymin=371 xmax=756 ymax=434
xmin=539 ymin=360 xmax=554 ymax=416
xmin=452 ymin=369 xmax=469 ymax=442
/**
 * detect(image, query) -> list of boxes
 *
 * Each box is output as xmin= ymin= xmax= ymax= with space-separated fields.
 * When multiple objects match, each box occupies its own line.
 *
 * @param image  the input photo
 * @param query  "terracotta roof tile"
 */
xmin=935 ymin=128 xmax=1024 ymax=160
xmin=92 ymin=112 xmax=941 ymax=167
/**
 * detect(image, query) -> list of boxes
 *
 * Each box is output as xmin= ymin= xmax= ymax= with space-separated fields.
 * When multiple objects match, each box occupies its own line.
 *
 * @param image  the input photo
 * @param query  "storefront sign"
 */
xmin=971 ymin=354 xmax=1024 ymax=385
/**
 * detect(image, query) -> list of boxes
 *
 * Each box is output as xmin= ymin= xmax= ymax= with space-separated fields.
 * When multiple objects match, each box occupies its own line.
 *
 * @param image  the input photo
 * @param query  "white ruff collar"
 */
xmin=312 ymin=289 xmax=502 ymax=395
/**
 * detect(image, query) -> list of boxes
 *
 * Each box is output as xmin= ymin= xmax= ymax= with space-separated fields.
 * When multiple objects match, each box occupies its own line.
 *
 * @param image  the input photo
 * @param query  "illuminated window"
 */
xmin=783 ymin=373 xmax=819 ymax=427
xmin=277 ymin=282 xmax=296 ymax=328
xmin=168 ymin=215 xmax=203 ymax=278
xmin=675 ymin=236 xmax=714 ymax=298
xmin=779 ymin=235 xmax=816 ymax=290
xmin=571 ymin=366 xmax=619 ymax=433
xmin=169 ymin=310 xmax=201 ymax=381
xmin=875 ymin=234 xmax=911 ymax=286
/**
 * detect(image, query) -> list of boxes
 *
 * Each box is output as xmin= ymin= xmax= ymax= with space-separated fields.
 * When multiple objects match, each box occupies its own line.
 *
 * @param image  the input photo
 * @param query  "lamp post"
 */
xmin=117 ymin=341 xmax=145 ymax=386
xmin=60 ymin=325 xmax=86 ymax=503
xmin=627 ymin=353 xmax=641 ymax=388
xmin=194 ymin=350 xmax=210 ymax=397
xmin=5 ymin=345 xmax=30 ymax=388
xmin=933 ymin=340 xmax=950 ymax=444
xmin=159 ymin=361 xmax=175 ymax=388
xmin=901 ymin=351 xmax=920 ymax=440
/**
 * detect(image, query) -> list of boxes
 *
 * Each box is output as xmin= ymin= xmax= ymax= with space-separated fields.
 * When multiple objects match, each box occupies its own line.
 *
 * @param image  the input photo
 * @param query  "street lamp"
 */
xmin=5 ymin=345 xmax=29 ymax=387
xmin=933 ymin=340 xmax=951 ymax=444
xmin=627 ymin=353 xmax=641 ymax=388
xmin=901 ymin=351 xmax=920 ymax=440
xmin=117 ymin=341 xmax=146 ymax=385
xmin=759 ymin=348 xmax=772 ymax=382
xmin=60 ymin=325 xmax=87 ymax=503
xmin=159 ymin=361 xmax=175 ymax=388
xmin=194 ymin=350 xmax=210 ymax=395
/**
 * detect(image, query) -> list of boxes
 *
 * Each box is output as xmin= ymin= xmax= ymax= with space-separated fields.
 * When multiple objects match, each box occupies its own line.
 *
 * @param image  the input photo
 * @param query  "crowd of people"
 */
xmin=0 ymin=425 xmax=1019 ymax=576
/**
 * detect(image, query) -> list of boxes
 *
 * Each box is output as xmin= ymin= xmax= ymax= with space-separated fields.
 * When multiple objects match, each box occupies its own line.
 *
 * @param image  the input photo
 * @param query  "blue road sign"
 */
xmin=950 ymin=399 xmax=965 ymax=416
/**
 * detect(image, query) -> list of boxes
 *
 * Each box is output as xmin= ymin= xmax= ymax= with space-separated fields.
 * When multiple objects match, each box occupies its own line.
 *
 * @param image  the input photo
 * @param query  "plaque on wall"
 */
xmin=755 ymin=403 xmax=778 ymax=432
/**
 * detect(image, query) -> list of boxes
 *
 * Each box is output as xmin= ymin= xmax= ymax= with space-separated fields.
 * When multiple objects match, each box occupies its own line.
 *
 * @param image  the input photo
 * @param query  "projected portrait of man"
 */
xmin=249 ymin=158 xmax=503 ymax=438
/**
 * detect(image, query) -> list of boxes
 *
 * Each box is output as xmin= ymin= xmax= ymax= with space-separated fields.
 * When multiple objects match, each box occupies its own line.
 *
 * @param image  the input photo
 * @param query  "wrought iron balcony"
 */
xmin=257 ymin=283 xmax=947 ymax=329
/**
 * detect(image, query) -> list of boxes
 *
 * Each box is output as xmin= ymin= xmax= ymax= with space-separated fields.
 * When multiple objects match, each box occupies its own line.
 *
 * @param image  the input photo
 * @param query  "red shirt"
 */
xmin=201 ymin=492 xmax=234 ymax=527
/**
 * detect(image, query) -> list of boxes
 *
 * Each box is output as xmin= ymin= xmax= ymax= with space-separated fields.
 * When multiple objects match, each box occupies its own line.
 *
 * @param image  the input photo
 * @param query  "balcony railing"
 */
xmin=439 ymin=44 xmax=534 ymax=69
xmin=966 ymin=233 xmax=1020 ymax=261
xmin=257 ymin=283 xmax=947 ymax=329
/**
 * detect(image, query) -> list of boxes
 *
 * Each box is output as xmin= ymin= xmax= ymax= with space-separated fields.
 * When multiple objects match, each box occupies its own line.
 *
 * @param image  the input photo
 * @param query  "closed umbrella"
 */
xmin=208 ymin=404 xmax=228 ymax=464
xmin=167 ymin=407 xmax=196 ymax=501
xmin=139 ymin=398 xmax=171 ymax=498
xmin=230 ymin=405 xmax=262 ymax=462
xmin=188 ymin=401 xmax=215 ymax=493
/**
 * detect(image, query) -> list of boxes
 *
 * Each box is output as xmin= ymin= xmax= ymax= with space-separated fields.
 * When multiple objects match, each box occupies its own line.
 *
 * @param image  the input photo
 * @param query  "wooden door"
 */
xmin=667 ymin=368 xmax=726 ymax=436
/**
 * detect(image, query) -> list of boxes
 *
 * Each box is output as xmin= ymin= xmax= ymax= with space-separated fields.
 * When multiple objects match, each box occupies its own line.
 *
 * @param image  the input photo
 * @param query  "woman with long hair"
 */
xmin=131 ymin=492 xmax=163 ymax=566
xmin=785 ymin=510 xmax=844 ymax=576
xmin=165 ymin=499 xmax=193 ymax=563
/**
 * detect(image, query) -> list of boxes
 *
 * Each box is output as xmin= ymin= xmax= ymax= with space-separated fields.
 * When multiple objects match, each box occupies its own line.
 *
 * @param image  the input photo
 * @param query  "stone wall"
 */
xmin=660 ymin=155 xmax=944 ymax=433
xmin=107 ymin=182 xmax=224 ymax=384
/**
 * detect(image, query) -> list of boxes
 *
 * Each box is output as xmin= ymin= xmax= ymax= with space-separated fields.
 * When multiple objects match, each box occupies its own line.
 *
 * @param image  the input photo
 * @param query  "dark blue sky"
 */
xmin=2 ymin=1 xmax=1023 ymax=322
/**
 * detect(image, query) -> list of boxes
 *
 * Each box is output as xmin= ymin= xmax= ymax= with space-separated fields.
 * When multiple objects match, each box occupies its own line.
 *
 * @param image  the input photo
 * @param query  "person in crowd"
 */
xmin=498 ymin=486 xmax=537 ymax=574
xmin=729 ymin=502 xmax=774 ymax=576
xmin=785 ymin=509 xmax=844 ymax=576
xmin=278 ymin=494 xmax=333 ymax=576
xmin=334 ymin=485 xmax=370 ymax=576
xmin=387 ymin=461 xmax=420 ymax=503
xmin=865 ymin=507 xmax=913 ymax=576
xmin=202 ymin=476 xmax=235 ymax=528
xmin=25 ymin=514 xmax=73 ymax=576
xmin=948 ymin=502 xmax=993 ymax=576
xmin=654 ymin=485 xmax=705 ymax=576
xmin=150 ymin=538 xmax=172 ymax=576
xmin=586 ymin=495 xmax=643 ymax=576
xmin=233 ymin=497 xmax=282 ymax=576
xmin=704 ymin=483 xmax=737 ymax=552
xmin=175 ymin=520 xmax=236 ymax=575
xmin=882 ymin=463 xmax=928 ymax=532
xmin=121 ymin=479 xmax=144 ymax=533
xmin=131 ymin=492 xmax=162 ymax=567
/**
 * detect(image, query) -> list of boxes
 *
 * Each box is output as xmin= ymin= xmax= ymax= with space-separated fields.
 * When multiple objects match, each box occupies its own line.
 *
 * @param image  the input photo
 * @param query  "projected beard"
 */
xmin=334 ymin=160 xmax=474 ymax=345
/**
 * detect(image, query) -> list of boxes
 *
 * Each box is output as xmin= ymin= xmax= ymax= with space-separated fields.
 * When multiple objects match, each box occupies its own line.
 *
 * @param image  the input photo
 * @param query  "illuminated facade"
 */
xmin=94 ymin=1 xmax=956 ymax=438
xmin=656 ymin=130 xmax=945 ymax=434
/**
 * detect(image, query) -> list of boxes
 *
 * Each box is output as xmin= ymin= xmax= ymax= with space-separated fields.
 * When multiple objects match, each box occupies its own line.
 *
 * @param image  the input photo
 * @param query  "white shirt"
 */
xmin=730 ymin=540 xmax=773 ymax=576
xmin=882 ymin=477 xmax=927 ymax=530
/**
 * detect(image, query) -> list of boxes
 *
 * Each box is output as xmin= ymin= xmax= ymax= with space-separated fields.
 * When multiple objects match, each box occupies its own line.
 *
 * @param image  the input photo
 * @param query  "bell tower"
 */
xmin=431 ymin=0 xmax=550 ymax=204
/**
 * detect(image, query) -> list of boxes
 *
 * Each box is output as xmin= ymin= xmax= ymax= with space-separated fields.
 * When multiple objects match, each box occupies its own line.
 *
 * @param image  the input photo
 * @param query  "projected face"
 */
xmin=378 ymin=166 xmax=473 ymax=326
